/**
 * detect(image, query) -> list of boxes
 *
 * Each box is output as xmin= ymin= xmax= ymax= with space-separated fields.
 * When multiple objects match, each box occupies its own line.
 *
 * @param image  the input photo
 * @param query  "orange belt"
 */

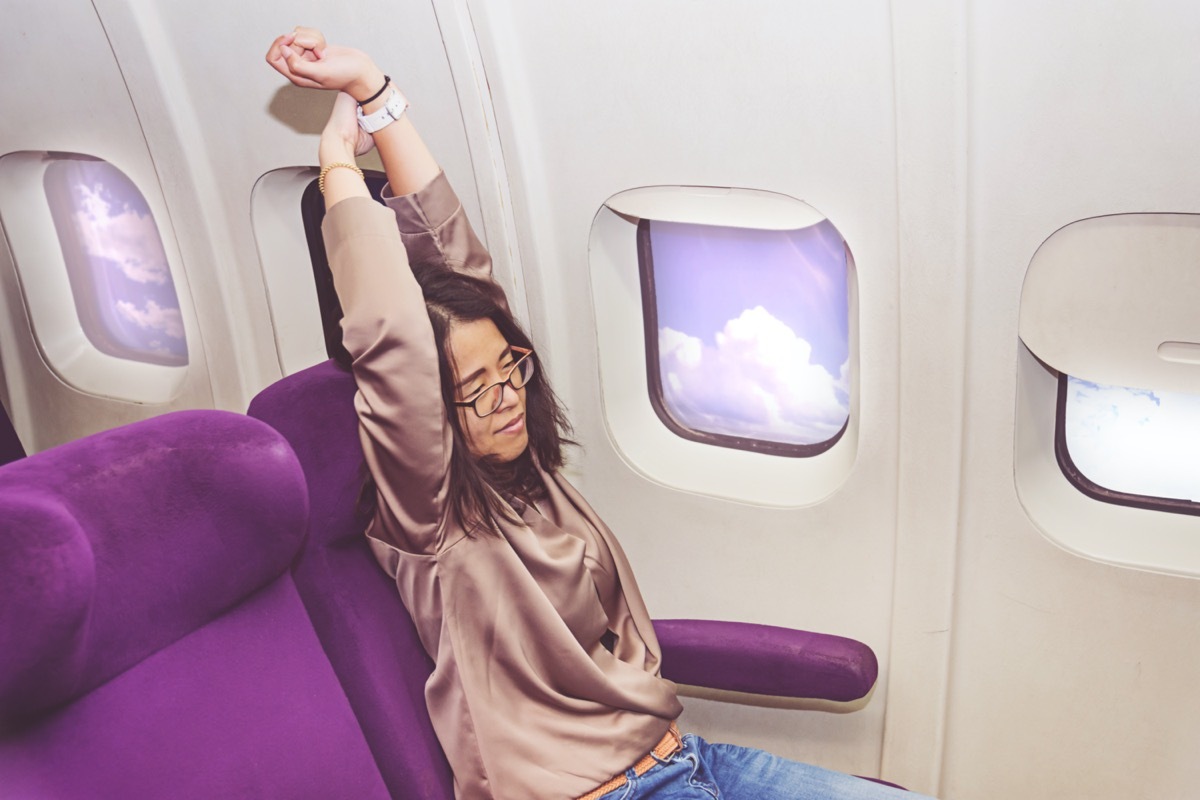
xmin=576 ymin=723 xmax=683 ymax=800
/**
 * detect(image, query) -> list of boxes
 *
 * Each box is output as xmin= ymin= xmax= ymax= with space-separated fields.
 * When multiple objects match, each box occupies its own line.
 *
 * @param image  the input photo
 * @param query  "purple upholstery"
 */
xmin=0 ymin=366 xmax=895 ymax=798
xmin=247 ymin=359 xmax=454 ymax=800
xmin=246 ymin=359 xmax=893 ymax=795
xmin=0 ymin=411 xmax=391 ymax=799
xmin=654 ymin=619 xmax=878 ymax=703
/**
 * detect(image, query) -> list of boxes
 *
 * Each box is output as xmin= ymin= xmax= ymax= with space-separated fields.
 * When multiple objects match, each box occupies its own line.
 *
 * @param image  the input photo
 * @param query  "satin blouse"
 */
xmin=321 ymin=173 xmax=683 ymax=800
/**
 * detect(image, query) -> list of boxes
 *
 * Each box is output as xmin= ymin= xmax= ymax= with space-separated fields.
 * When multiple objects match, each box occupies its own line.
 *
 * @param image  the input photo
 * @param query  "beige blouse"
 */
xmin=321 ymin=173 xmax=683 ymax=800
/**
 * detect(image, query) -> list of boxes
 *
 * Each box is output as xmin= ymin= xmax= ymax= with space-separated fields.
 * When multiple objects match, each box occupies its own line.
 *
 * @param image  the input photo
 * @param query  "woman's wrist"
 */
xmin=348 ymin=64 xmax=388 ymax=106
xmin=319 ymin=105 xmax=357 ymax=165
xmin=319 ymin=140 xmax=357 ymax=169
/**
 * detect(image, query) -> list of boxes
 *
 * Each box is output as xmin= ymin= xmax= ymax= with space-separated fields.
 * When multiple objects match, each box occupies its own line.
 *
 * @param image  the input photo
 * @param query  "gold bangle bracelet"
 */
xmin=318 ymin=162 xmax=365 ymax=195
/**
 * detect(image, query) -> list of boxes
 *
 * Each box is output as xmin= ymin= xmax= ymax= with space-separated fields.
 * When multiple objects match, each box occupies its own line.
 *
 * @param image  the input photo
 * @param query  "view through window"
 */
xmin=44 ymin=157 xmax=186 ymax=366
xmin=639 ymin=218 xmax=850 ymax=456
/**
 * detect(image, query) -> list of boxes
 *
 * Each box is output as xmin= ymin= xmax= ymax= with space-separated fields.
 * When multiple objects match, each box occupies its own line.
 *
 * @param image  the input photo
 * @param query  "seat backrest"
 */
xmin=0 ymin=410 xmax=392 ymax=799
xmin=248 ymin=360 xmax=454 ymax=800
xmin=0 ymin=395 xmax=25 ymax=468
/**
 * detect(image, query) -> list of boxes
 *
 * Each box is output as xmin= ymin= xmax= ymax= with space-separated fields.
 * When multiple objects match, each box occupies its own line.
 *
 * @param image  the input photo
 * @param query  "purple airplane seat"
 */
xmin=249 ymin=359 xmax=893 ymax=797
xmin=248 ymin=359 xmax=455 ymax=799
xmin=0 ymin=410 xmax=392 ymax=799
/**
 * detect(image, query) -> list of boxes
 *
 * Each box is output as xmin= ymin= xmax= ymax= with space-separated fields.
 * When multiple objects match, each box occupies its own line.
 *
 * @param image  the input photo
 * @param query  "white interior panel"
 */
xmin=464 ymin=0 xmax=901 ymax=778
xmin=90 ymin=0 xmax=486 ymax=407
xmin=0 ymin=1 xmax=212 ymax=451
xmin=250 ymin=167 xmax=328 ymax=377
xmin=882 ymin=1 xmax=969 ymax=790
xmin=942 ymin=3 xmax=1200 ymax=798
xmin=0 ymin=152 xmax=192 ymax=403
xmin=604 ymin=186 xmax=829 ymax=230
xmin=1016 ymin=213 xmax=1200 ymax=578
xmin=1020 ymin=214 xmax=1200 ymax=395
xmin=589 ymin=193 xmax=858 ymax=507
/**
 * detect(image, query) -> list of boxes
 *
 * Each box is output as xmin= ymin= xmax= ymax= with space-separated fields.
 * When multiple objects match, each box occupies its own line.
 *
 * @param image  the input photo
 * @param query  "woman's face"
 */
xmin=448 ymin=318 xmax=529 ymax=462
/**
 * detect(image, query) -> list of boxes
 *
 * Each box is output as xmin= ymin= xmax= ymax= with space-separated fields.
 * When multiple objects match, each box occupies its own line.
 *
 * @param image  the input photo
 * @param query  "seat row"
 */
xmin=0 ymin=360 xmax=882 ymax=798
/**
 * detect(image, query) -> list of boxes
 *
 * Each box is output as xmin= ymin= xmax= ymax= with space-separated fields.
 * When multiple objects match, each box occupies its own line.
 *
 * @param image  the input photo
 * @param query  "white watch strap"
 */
xmin=357 ymin=87 xmax=410 ymax=134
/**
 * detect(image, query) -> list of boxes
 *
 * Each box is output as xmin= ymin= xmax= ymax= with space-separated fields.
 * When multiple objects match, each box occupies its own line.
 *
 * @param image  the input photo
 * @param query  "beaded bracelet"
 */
xmin=318 ymin=162 xmax=364 ymax=195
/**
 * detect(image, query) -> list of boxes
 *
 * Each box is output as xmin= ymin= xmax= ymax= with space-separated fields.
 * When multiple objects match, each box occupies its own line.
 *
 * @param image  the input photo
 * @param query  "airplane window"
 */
xmin=43 ymin=157 xmax=187 ymax=366
xmin=1058 ymin=375 xmax=1200 ymax=515
xmin=637 ymin=218 xmax=850 ymax=456
xmin=1015 ymin=212 xmax=1200 ymax=574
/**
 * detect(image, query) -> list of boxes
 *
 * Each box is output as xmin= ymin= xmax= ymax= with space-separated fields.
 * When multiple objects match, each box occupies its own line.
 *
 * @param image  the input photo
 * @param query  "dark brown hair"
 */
xmin=335 ymin=265 xmax=574 ymax=535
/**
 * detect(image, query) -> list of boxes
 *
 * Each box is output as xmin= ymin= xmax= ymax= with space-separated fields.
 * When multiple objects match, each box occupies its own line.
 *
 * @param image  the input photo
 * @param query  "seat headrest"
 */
xmin=0 ymin=410 xmax=308 ymax=724
xmin=248 ymin=360 xmax=372 ymax=547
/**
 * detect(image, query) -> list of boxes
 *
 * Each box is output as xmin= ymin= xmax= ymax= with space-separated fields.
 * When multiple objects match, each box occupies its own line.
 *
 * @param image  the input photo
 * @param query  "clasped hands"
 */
xmin=266 ymin=26 xmax=385 ymax=159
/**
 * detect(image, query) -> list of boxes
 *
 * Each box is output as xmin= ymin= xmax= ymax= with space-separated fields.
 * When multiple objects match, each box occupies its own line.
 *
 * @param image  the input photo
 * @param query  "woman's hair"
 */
xmin=334 ymin=265 xmax=574 ymax=535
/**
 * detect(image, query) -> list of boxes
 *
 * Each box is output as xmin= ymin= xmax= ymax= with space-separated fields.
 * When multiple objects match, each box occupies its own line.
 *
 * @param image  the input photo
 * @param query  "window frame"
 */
xmin=635 ymin=218 xmax=848 ymax=459
xmin=0 ymin=150 xmax=191 ymax=404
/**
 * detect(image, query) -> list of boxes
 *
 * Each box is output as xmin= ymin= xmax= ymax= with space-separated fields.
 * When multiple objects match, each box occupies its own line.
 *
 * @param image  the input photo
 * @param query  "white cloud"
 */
xmin=835 ymin=358 xmax=850 ymax=394
xmin=73 ymin=184 xmax=170 ymax=285
xmin=116 ymin=300 xmax=185 ymax=340
xmin=660 ymin=326 xmax=703 ymax=369
xmin=1064 ymin=379 xmax=1200 ymax=501
xmin=658 ymin=306 xmax=849 ymax=445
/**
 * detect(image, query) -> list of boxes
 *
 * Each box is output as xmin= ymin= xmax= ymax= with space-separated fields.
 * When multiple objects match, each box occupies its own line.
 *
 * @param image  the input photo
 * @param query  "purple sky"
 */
xmin=46 ymin=159 xmax=187 ymax=366
xmin=650 ymin=220 xmax=849 ymax=374
xmin=648 ymin=219 xmax=850 ymax=445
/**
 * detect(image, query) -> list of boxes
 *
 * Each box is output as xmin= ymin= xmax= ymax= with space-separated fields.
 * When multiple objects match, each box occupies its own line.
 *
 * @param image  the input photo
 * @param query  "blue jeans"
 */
xmin=600 ymin=733 xmax=933 ymax=800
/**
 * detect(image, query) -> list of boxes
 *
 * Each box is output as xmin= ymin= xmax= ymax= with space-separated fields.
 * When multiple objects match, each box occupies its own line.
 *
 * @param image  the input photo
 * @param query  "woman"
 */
xmin=266 ymin=28 xmax=930 ymax=800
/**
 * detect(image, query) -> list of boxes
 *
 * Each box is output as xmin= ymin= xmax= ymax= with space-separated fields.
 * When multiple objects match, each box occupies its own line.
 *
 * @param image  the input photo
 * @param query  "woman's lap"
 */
xmin=605 ymin=734 xmax=930 ymax=800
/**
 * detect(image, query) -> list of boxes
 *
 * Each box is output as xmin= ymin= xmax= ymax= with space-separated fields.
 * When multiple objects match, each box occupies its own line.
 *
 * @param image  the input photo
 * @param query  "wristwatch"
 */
xmin=357 ymin=87 xmax=410 ymax=134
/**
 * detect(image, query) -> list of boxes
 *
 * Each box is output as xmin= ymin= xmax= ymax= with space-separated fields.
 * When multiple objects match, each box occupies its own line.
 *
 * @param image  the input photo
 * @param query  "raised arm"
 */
xmin=266 ymin=28 xmax=496 ymax=287
xmin=266 ymin=27 xmax=438 ymax=194
xmin=267 ymin=32 xmax=453 ymax=555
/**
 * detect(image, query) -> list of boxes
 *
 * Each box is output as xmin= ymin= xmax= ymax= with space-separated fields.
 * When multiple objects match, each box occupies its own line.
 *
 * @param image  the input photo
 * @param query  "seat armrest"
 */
xmin=652 ymin=619 xmax=878 ymax=712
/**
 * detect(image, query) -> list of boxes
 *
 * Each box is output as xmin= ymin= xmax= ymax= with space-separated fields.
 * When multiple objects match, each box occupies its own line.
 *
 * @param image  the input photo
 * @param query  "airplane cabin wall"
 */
xmin=466 ymin=0 xmax=909 ymax=784
xmin=0 ymin=0 xmax=497 ymax=449
xmin=458 ymin=1 xmax=1200 ymax=797
xmin=945 ymin=3 xmax=1200 ymax=798
xmin=2 ymin=2 xmax=1199 ymax=799
xmin=0 ymin=2 xmax=218 ymax=450
xmin=88 ymin=0 xmax=498 ymax=390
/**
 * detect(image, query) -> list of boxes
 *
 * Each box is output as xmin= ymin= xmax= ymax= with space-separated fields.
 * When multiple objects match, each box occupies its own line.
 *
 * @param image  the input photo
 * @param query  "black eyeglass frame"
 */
xmin=452 ymin=347 xmax=536 ymax=418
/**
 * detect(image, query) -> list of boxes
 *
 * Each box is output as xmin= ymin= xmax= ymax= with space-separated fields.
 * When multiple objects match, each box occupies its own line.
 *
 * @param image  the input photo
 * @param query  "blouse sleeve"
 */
xmin=321 ymin=196 xmax=452 ymax=555
xmin=381 ymin=172 xmax=509 ymax=312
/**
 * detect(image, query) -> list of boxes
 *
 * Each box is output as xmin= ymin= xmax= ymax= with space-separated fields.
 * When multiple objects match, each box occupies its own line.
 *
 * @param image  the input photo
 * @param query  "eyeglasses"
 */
xmin=453 ymin=347 xmax=536 ymax=418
